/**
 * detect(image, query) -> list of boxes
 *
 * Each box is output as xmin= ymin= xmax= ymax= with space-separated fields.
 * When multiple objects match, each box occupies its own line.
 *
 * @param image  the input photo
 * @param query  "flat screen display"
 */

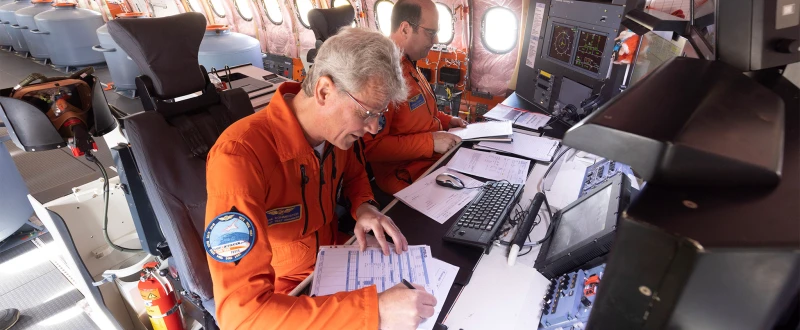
xmin=572 ymin=30 xmax=608 ymax=74
xmin=546 ymin=184 xmax=612 ymax=259
xmin=548 ymin=24 xmax=577 ymax=64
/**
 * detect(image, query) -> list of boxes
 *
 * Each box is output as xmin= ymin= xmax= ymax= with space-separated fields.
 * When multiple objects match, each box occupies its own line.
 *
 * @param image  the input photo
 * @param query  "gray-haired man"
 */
xmin=205 ymin=27 xmax=436 ymax=330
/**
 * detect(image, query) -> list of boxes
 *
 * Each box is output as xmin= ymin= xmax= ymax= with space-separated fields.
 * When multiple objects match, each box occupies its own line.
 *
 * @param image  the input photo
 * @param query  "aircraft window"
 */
xmin=481 ymin=6 xmax=518 ymax=54
xmin=294 ymin=0 xmax=315 ymax=29
xmin=187 ymin=0 xmax=204 ymax=13
xmin=235 ymin=0 xmax=254 ymax=20
xmin=435 ymin=2 xmax=454 ymax=45
xmin=209 ymin=0 xmax=226 ymax=17
xmin=263 ymin=0 xmax=283 ymax=25
xmin=374 ymin=0 xmax=394 ymax=36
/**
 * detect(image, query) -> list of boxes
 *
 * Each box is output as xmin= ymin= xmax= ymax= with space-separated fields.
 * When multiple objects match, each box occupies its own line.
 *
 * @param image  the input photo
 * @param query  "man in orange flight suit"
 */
xmin=204 ymin=28 xmax=436 ymax=330
xmin=363 ymin=0 xmax=468 ymax=195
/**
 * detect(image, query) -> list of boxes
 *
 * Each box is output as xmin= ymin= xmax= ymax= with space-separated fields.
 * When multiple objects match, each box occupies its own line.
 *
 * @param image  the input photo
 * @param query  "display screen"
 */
xmin=546 ymin=184 xmax=613 ymax=260
xmin=572 ymin=30 xmax=608 ymax=74
xmin=548 ymin=24 xmax=576 ymax=64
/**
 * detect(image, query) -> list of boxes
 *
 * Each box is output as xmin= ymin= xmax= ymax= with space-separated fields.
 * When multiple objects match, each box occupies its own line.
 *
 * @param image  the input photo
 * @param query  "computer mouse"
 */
xmin=435 ymin=173 xmax=465 ymax=190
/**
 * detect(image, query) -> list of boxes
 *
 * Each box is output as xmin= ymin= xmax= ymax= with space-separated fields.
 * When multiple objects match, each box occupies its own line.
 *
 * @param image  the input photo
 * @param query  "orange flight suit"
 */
xmin=363 ymin=56 xmax=454 ymax=194
xmin=205 ymin=82 xmax=379 ymax=330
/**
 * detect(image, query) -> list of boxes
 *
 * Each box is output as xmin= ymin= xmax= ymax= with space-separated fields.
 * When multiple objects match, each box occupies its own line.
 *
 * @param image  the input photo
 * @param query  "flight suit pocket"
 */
xmin=271 ymin=240 xmax=311 ymax=269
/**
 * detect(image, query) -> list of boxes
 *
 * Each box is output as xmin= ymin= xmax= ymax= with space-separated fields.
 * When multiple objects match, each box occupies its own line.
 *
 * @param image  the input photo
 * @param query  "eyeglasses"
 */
xmin=344 ymin=91 xmax=388 ymax=123
xmin=408 ymin=22 xmax=438 ymax=42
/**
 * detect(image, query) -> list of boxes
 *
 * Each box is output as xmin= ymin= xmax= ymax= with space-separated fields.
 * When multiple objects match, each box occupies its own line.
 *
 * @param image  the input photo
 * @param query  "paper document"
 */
xmin=418 ymin=258 xmax=459 ymax=330
xmin=477 ymin=133 xmax=559 ymax=162
xmin=311 ymin=245 xmax=434 ymax=296
xmin=311 ymin=245 xmax=456 ymax=330
xmin=484 ymin=104 xmax=551 ymax=130
xmin=394 ymin=166 xmax=481 ymax=224
xmin=447 ymin=148 xmax=530 ymax=184
xmin=448 ymin=121 xmax=513 ymax=140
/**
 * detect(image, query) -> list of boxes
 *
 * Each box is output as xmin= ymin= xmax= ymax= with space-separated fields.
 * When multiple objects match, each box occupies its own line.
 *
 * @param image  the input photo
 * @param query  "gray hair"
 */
xmin=301 ymin=27 xmax=408 ymax=105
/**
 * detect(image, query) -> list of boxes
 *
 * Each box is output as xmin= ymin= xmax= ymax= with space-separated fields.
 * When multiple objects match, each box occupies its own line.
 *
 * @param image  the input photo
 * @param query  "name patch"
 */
xmin=204 ymin=212 xmax=255 ymax=263
xmin=266 ymin=205 xmax=302 ymax=226
xmin=408 ymin=93 xmax=425 ymax=112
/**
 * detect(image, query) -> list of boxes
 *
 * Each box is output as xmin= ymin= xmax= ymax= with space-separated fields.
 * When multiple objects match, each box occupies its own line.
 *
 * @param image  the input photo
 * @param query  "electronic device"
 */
xmin=262 ymin=52 xmax=294 ymax=79
xmin=534 ymin=173 xmax=634 ymax=278
xmin=539 ymin=263 xmax=606 ymax=330
xmin=508 ymin=192 xmax=544 ymax=266
xmin=515 ymin=0 xmax=637 ymax=126
xmin=563 ymin=57 xmax=785 ymax=186
xmin=578 ymin=159 xmax=635 ymax=198
xmin=435 ymin=172 xmax=465 ymax=190
xmin=443 ymin=181 xmax=524 ymax=251
xmin=716 ymin=0 xmax=800 ymax=72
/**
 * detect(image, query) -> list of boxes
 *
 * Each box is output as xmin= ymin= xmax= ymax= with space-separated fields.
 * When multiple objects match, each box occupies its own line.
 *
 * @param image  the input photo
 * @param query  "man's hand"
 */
xmin=432 ymin=131 xmax=461 ymax=154
xmin=378 ymin=283 xmax=437 ymax=330
xmin=355 ymin=203 xmax=408 ymax=255
xmin=449 ymin=117 xmax=468 ymax=128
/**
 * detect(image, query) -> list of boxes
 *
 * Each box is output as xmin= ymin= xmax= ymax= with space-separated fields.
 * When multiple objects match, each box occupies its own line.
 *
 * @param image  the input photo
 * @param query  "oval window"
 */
xmin=481 ymin=7 xmax=518 ymax=54
xmin=187 ymin=0 xmax=204 ymax=13
xmin=294 ymin=0 xmax=315 ymax=29
xmin=435 ymin=3 xmax=454 ymax=45
xmin=374 ymin=0 xmax=394 ymax=36
xmin=331 ymin=0 xmax=349 ymax=7
xmin=209 ymin=0 xmax=226 ymax=17
xmin=263 ymin=0 xmax=283 ymax=25
xmin=235 ymin=0 xmax=254 ymax=20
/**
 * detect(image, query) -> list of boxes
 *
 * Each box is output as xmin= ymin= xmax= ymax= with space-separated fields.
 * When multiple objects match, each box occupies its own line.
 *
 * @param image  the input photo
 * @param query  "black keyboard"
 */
xmin=443 ymin=181 xmax=524 ymax=249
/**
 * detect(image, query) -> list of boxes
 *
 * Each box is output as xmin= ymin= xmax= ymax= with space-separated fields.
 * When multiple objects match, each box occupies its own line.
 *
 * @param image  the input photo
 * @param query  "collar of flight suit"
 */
xmin=265 ymin=82 xmax=320 ymax=163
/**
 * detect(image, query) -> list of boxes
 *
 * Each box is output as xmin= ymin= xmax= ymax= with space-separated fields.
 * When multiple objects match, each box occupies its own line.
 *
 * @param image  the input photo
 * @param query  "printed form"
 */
xmin=448 ymin=120 xmax=513 ymax=140
xmin=447 ymin=148 xmax=531 ymax=184
xmin=311 ymin=245 xmax=458 ymax=330
xmin=477 ymin=133 xmax=560 ymax=162
xmin=394 ymin=166 xmax=482 ymax=224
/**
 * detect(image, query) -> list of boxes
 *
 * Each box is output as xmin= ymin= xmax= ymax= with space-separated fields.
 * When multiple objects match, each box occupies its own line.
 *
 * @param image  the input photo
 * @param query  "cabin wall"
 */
xmin=469 ymin=0 xmax=520 ymax=96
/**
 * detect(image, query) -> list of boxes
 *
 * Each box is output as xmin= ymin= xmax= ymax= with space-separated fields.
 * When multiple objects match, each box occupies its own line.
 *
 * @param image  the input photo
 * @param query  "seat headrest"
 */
xmin=108 ymin=13 xmax=207 ymax=100
xmin=308 ymin=5 xmax=355 ymax=42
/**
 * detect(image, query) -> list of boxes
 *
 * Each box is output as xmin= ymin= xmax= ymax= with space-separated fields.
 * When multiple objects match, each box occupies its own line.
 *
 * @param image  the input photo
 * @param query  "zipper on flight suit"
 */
xmin=300 ymin=165 xmax=310 ymax=235
xmin=318 ymin=145 xmax=333 ymax=226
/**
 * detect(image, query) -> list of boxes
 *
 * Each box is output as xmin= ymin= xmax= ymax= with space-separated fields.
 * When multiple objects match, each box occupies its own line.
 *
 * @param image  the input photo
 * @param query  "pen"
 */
xmin=401 ymin=279 xmax=415 ymax=290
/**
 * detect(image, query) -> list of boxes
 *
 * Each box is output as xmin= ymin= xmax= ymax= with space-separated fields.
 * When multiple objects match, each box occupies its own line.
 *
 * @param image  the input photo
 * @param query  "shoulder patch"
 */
xmin=266 ymin=205 xmax=303 ymax=226
xmin=408 ymin=93 xmax=426 ymax=112
xmin=204 ymin=212 xmax=256 ymax=263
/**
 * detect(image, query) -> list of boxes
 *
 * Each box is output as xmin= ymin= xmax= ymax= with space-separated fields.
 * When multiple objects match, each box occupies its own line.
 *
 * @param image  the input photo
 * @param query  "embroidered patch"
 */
xmin=204 ymin=212 xmax=256 ymax=263
xmin=408 ymin=93 xmax=425 ymax=112
xmin=266 ymin=205 xmax=302 ymax=226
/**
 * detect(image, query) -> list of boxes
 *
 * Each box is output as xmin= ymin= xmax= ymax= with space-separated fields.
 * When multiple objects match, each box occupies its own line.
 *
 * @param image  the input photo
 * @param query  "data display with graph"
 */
xmin=572 ymin=30 xmax=608 ymax=74
xmin=548 ymin=24 xmax=577 ymax=64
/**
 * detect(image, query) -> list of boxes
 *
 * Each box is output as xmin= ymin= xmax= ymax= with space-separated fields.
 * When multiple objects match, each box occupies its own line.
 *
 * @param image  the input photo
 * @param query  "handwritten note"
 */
xmin=447 ymin=148 xmax=530 ymax=184
xmin=483 ymin=104 xmax=551 ymax=130
xmin=394 ymin=167 xmax=482 ymax=224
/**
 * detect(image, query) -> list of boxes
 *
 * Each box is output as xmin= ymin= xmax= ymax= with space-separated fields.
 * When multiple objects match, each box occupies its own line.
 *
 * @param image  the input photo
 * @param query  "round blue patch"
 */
xmin=204 ymin=212 xmax=256 ymax=263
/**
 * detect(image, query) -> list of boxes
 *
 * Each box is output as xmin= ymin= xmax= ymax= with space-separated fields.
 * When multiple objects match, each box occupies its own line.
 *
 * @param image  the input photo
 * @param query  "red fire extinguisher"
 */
xmin=138 ymin=261 xmax=183 ymax=330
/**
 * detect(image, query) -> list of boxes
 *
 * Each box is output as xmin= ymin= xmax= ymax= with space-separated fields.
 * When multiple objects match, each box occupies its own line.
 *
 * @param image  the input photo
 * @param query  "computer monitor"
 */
xmin=534 ymin=173 xmax=634 ymax=278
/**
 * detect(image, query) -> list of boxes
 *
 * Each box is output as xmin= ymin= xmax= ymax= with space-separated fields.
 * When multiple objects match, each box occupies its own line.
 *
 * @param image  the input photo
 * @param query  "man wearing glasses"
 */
xmin=363 ymin=0 xmax=468 ymax=195
xmin=204 ymin=28 xmax=436 ymax=330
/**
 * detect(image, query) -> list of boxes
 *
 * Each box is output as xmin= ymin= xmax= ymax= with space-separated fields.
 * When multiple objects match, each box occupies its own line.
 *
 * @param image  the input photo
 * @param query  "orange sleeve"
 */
xmin=206 ymin=141 xmax=379 ymax=330
xmin=436 ymin=110 xmax=454 ymax=131
xmin=363 ymin=102 xmax=435 ymax=162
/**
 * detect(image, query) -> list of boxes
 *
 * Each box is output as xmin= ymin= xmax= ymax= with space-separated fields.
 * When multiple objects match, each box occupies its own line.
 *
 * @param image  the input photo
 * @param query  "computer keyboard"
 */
xmin=443 ymin=181 xmax=524 ymax=250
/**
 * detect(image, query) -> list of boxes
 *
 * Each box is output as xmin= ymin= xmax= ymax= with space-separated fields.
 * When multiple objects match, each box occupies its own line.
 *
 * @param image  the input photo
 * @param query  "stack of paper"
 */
xmin=394 ymin=167 xmax=482 ymax=224
xmin=447 ymin=148 xmax=530 ymax=184
xmin=448 ymin=121 xmax=513 ymax=141
xmin=483 ymin=104 xmax=551 ymax=130
xmin=474 ymin=133 xmax=560 ymax=162
xmin=311 ymin=245 xmax=458 ymax=330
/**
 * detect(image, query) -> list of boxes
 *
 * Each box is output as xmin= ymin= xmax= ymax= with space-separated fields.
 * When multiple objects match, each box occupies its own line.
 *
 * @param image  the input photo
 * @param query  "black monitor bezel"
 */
xmin=535 ymin=173 xmax=627 ymax=277
xmin=542 ymin=17 xmax=616 ymax=79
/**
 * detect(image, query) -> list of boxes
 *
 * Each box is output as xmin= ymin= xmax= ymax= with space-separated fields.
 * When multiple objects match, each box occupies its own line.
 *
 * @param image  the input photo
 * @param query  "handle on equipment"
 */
xmin=92 ymin=45 xmax=116 ymax=52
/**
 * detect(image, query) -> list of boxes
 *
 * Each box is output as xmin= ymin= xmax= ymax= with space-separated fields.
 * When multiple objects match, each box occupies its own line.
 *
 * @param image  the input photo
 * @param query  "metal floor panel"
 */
xmin=0 ymin=238 xmax=99 ymax=330
xmin=3 ymin=141 xmax=97 ymax=195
